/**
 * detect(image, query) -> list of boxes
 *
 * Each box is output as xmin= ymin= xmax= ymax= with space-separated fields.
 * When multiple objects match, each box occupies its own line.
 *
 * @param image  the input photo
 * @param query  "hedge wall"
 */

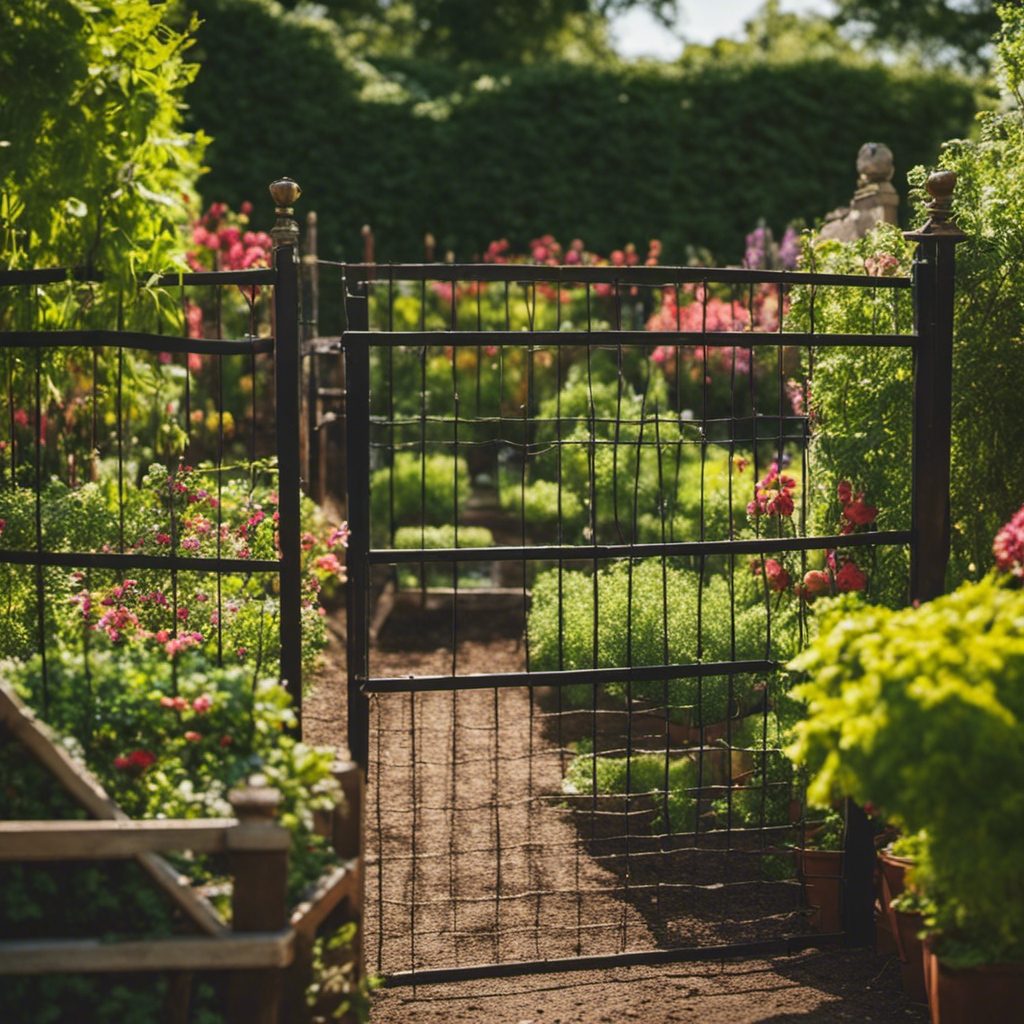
xmin=185 ymin=0 xmax=984 ymax=264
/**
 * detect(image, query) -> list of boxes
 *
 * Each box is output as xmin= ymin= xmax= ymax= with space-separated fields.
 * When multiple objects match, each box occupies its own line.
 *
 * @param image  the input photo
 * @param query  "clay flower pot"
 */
xmin=798 ymin=848 xmax=842 ymax=933
xmin=923 ymin=935 xmax=1024 ymax=1024
xmin=878 ymin=850 xmax=927 ymax=1002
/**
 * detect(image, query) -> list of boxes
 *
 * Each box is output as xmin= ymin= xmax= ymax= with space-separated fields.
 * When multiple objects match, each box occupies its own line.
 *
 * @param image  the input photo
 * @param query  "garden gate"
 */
xmin=330 ymin=173 xmax=963 ymax=984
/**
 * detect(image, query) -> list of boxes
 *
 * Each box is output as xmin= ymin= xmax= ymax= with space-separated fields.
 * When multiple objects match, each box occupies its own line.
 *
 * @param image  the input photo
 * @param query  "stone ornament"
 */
xmin=818 ymin=142 xmax=899 ymax=243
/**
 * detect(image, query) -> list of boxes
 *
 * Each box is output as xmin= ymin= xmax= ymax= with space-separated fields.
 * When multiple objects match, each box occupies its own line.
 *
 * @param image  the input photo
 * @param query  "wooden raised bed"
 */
xmin=0 ymin=683 xmax=364 ymax=1024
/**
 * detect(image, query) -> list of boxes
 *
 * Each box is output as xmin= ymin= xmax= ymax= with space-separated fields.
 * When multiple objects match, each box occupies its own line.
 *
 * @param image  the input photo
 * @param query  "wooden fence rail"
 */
xmin=0 ymin=683 xmax=364 ymax=1024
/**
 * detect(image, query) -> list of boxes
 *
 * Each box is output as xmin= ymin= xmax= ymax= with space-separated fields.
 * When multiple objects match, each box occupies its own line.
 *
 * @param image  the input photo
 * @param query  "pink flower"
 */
xmin=314 ymin=553 xmax=344 ymax=575
xmin=835 ymin=561 xmax=867 ymax=593
xmin=128 ymin=750 xmax=157 ymax=769
xmin=993 ymin=504 xmax=1024 ymax=577
xmin=13 ymin=409 xmax=28 ymax=427
xmin=184 ymin=731 xmax=202 ymax=743
xmin=802 ymin=570 xmax=832 ymax=597
xmin=219 ymin=735 xmax=233 ymax=747
xmin=240 ymin=201 xmax=253 ymax=215
xmin=192 ymin=694 xmax=212 ymax=714
xmin=160 ymin=695 xmax=188 ymax=711
xmin=155 ymin=533 xmax=171 ymax=546
xmin=762 ymin=559 xmax=791 ymax=592
xmin=837 ymin=481 xmax=853 ymax=506
xmin=329 ymin=523 xmax=351 ymax=548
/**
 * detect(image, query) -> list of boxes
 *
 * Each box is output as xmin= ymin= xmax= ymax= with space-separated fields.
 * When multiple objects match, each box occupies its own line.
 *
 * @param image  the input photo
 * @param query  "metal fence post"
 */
xmin=905 ymin=170 xmax=966 ymax=604
xmin=345 ymin=283 xmax=371 ymax=770
xmin=270 ymin=178 xmax=304 ymax=735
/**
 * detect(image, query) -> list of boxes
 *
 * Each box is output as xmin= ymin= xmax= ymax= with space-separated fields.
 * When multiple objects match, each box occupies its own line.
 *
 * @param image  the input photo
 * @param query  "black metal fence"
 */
xmin=331 ymin=221 xmax=959 ymax=983
xmin=0 ymin=243 xmax=305 ymax=726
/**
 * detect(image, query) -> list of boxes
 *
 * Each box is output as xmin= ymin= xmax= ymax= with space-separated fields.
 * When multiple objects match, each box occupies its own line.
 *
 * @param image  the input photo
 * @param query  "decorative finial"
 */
xmin=856 ymin=142 xmax=894 ymax=186
xmin=269 ymin=177 xmax=301 ymax=252
xmin=904 ymin=170 xmax=966 ymax=240
xmin=361 ymin=224 xmax=374 ymax=264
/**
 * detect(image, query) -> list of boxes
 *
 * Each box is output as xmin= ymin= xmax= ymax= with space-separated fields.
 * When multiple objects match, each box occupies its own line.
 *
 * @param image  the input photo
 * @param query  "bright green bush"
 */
xmin=562 ymin=747 xmax=698 ymax=833
xmin=788 ymin=574 xmax=1024 ymax=964
xmin=393 ymin=523 xmax=493 ymax=548
xmin=528 ymin=559 xmax=801 ymax=723
xmin=370 ymin=451 xmax=471 ymax=541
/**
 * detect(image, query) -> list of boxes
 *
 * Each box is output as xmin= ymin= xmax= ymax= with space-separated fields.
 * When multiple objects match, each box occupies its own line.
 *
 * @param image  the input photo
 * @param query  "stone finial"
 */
xmin=818 ymin=143 xmax=899 ymax=244
xmin=269 ymin=177 xmax=301 ymax=252
xmin=904 ymin=170 xmax=966 ymax=240
xmin=856 ymin=142 xmax=895 ymax=186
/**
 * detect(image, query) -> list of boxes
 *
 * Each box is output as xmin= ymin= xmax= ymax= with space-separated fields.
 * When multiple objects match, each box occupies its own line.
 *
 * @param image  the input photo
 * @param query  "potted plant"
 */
xmin=878 ymin=832 xmax=929 ymax=1002
xmin=786 ymin=506 xmax=1024 ymax=1022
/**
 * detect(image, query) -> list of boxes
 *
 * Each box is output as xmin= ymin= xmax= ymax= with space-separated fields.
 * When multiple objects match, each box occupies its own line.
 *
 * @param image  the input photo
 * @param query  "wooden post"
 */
xmin=331 ymin=760 xmax=365 ymax=1024
xmin=226 ymin=783 xmax=289 ymax=1024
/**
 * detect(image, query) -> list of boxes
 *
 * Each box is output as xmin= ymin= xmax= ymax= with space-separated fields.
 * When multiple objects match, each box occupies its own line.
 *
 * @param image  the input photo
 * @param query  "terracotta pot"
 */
xmin=875 ymin=899 xmax=897 ymax=957
xmin=878 ymin=850 xmax=926 ymax=1002
xmin=799 ymin=848 xmax=842 ymax=933
xmin=923 ymin=935 xmax=1024 ymax=1024
xmin=892 ymin=907 xmax=927 ymax=1003
xmin=878 ymin=849 xmax=914 ymax=904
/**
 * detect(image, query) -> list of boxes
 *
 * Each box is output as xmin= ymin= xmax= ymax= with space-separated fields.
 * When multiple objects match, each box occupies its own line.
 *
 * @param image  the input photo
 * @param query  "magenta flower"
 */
xmin=994 ymin=504 xmax=1024 ymax=577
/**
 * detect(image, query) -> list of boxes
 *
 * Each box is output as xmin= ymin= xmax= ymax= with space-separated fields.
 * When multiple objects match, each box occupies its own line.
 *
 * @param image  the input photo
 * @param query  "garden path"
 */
xmin=305 ymin=618 xmax=929 ymax=1024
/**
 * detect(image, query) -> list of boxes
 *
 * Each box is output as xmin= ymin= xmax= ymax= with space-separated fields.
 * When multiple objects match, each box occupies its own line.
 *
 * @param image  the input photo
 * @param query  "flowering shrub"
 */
xmin=186 ymin=201 xmax=272 ymax=275
xmin=747 ymin=476 xmax=876 ymax=607
xmin=1 ymin=644 xmax=342 ymax=1018
xmin=645 ymin=282 xmax=793 ymax=430
xmin=0 ymin=459 xmax=347 ymax=669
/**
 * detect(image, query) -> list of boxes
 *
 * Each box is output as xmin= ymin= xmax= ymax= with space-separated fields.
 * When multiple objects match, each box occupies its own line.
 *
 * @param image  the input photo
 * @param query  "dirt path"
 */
xmin=304 ymin=617 xmax=928 ymax=1024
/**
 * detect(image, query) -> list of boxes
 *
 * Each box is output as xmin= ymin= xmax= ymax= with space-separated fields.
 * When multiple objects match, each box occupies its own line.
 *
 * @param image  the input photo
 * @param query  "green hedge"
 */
xmin=184 ymin=0 xmax=983 ymax=264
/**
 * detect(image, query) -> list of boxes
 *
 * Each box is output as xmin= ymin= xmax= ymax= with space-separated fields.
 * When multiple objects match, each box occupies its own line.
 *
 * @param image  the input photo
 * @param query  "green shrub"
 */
xmin=528 ymin=559 xmax=801 ymax=723
xmin=185 ymin=2 xmax=982 ymax=264
xmin=563 ymin=748 xmax=698 ymax=833
xmin=393 ymin=524 xmax=493 ymax=549
xmin=788 ymin=574 xmax=1024 ymax=964
xmin=369 ymin=451 xmax=471 ymax=540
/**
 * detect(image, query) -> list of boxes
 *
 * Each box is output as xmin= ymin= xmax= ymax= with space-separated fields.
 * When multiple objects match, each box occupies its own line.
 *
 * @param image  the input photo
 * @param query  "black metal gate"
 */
xmin=336 ymin=212 xmax=960 ymax=982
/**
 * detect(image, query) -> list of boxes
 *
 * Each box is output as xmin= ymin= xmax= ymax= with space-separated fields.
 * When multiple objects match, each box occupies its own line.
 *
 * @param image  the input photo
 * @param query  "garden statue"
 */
xmin=818 ymin=142 xmax=899 ymax=242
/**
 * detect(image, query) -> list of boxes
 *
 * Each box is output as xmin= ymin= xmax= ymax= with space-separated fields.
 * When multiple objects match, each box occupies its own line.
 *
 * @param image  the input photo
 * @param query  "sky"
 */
xmin=612 ymin=0 xmax=834 ymax=59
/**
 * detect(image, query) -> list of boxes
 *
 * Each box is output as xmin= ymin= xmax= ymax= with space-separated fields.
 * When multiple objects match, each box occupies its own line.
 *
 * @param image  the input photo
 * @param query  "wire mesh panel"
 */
xmin=339 ymin=260 xmax=916 ymax=981
xmin=0 ymin=261 xmax=306 ymax=723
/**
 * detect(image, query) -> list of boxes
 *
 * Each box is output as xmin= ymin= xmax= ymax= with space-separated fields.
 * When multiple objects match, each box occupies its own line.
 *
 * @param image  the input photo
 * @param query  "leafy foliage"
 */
xmin=1 ymin=0 xmax=203 ymax=294
xmin=788 ymin=575 xmax=1024 ymax=964
xmin=831 ymin=0 xmax=998 ymax=73
xmin=794 ymin=5 xmax=1024 ymax=585
xmin=528 ymin=558 xmax=801 ymax=722
xmin=183 ymin=0 xmax=982 ymax=265
xmin=370 ymin=452 xmax=471 ymax=541
xmin=563 ymin=745 xmax=698 ymax=833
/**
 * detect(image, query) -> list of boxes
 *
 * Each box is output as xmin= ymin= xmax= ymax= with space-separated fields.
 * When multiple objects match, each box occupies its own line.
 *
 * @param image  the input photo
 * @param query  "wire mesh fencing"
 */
xmin=0 ymin=257 xmax=307 ymax=723
xmin=337 ymin=258 xmax=922 ymax=981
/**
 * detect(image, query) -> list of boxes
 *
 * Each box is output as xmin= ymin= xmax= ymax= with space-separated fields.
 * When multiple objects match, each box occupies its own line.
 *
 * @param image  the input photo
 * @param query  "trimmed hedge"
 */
xmin=185 ymin=0 xmax=983 ymax=265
